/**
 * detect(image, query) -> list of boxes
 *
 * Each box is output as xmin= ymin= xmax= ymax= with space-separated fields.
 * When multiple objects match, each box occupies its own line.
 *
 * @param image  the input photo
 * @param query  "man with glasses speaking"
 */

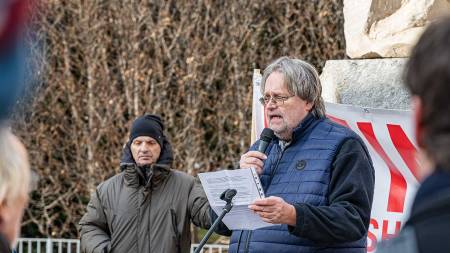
xmin=221 ymin=57 xmax=375 ymax=253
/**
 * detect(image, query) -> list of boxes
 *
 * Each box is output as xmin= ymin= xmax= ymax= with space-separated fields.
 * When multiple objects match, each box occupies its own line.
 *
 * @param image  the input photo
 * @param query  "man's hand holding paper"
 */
xmin=248 ymin=196 xmax=297 ymax=225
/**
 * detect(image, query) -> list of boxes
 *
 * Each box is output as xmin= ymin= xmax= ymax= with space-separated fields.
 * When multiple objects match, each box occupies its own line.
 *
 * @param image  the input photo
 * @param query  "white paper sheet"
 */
xmin=199 ymin=168 xmax=272 ymax=230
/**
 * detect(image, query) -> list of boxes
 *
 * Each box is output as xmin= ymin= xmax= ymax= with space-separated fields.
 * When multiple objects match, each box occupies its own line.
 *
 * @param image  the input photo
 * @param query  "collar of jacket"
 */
xmin=272 ymin=113 xmax=320 ymax=144
xmin=406 ymin=167 xmax=450 ymax=226
xmin=0 ymin=232 xmax=11 ymax=253
xmin=120 ymin=162 xmax=171 ymax=189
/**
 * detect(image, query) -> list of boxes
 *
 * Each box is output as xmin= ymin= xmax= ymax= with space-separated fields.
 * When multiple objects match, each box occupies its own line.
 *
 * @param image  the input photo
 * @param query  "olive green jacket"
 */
xmin=79 ymin=164 xmax=211 ymax=253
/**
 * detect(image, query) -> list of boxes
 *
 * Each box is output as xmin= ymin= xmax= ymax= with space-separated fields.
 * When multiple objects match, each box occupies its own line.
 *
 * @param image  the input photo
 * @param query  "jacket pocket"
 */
xmin=170 ymin=208 xmax=181 ymax=253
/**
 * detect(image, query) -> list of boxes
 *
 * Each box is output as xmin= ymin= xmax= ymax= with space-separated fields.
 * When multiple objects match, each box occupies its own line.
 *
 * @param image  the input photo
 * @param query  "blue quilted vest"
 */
xmin=228 ymin=114 xmax=367 ymax=253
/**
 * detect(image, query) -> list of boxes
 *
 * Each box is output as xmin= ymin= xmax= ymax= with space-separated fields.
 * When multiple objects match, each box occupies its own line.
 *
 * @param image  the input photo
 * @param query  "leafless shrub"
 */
xmin=12 ymin=0 xmax=345 ymax=238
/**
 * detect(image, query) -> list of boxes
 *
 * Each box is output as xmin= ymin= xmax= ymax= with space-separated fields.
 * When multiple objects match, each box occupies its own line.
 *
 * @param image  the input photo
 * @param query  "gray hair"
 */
xmin=0 ymin=129 xmax=30 ymax=205
xmin=260 ymin=56 xmax=325 ymax=118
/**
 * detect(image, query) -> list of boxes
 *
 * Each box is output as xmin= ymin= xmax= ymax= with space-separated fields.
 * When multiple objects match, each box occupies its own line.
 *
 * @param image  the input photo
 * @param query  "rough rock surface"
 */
xmin=344 ymin=0 xmax=450 ymax=58
xmin=320 ymin=58 xmax=410 ymax=110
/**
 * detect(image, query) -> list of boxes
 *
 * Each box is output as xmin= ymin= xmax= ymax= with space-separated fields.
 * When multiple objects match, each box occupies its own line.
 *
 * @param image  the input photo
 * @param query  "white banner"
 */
xmin=251 ymin=71 xmax=419 ymax=252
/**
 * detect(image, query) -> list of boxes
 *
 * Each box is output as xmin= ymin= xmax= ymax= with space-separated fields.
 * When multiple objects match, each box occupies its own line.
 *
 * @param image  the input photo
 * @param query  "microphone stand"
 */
xmin=194 ymin=189 xmax=236 ymax=253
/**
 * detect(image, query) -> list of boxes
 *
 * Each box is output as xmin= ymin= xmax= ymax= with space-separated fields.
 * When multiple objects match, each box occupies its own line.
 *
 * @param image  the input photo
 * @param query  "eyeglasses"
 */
xmin=259 ymin=94 xmax=295 ymax=106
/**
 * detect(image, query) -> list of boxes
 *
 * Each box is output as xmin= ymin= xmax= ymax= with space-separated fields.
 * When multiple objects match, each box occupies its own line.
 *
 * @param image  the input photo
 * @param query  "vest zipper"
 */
xmin=236 ymin=230 xmax=243 ymax=252
xmin=241 ymin=145 xmax=287 ymax=252
xmin=269 ymin=145 xmax=287 ymax=187
xmin=244 ymin=230 xmax=252 ymax=253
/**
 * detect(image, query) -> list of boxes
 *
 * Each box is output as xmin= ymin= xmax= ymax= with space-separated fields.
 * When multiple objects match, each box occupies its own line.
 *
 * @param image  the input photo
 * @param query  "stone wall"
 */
xmin=344 ymin=0 xmax=450 ymax=58
xmin=321 ymin=58 xmax=409 ymax=110
xmin=321 ymin=0 xmax=450 ymax=110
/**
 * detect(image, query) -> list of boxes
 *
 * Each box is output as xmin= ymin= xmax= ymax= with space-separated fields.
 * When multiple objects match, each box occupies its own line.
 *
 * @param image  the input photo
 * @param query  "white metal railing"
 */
xmin=16 ymin=238 xmax=80 ymax=253
xmin=16 ymin=239 xmax=229 ymax=253
xmin=191 ymin=243 xmax=229 ymax=253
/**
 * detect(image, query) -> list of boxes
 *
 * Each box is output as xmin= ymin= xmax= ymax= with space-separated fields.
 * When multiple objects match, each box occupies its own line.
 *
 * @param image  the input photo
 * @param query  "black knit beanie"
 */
xmin=129 ymin=114 xmax=164 ymax=148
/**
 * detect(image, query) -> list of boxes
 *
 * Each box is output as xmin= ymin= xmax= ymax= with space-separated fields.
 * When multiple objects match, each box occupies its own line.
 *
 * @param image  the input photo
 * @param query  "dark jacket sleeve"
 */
xmin=79 ymin=187 xmax=111 ymax=253
xmin=189 ymin=177 xmax=212 ymax=229
xmin=208 ymin=207 xmax=233 ymax=236
xmin=287 ymin=138 xmax=375 ymax=243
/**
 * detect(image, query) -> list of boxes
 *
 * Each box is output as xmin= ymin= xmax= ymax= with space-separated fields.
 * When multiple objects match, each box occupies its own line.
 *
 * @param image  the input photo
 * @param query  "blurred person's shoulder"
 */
xmin=376 ymin=226 xmax=418 ymax=253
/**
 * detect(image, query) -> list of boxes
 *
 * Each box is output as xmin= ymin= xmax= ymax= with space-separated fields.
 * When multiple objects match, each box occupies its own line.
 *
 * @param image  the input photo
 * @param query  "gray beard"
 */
xmin=274 ymin=128 xmax=293 ymax=141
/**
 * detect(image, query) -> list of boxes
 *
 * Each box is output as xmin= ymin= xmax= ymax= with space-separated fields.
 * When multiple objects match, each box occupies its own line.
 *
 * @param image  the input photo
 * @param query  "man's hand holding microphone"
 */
xmin=240 ymin=128 xmax=297 ymax=226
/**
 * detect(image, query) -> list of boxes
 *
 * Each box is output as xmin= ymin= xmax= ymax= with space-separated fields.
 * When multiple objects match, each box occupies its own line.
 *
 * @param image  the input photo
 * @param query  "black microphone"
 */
xmin=220 ymin=188 xmax=237 ymax=203
xmin=257 ymin=128 xmax=275 ymax=154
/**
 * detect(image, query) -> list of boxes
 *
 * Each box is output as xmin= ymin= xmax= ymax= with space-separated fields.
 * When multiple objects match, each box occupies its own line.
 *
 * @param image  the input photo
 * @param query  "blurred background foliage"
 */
xmin=12 ymin=0 xmax=346 ymax=238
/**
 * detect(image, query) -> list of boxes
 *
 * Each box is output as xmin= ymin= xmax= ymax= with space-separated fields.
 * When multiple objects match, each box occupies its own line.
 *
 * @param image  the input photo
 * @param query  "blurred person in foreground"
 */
xmin=0 ymin=129 xmax=31 ymax=253
xmin=0 ymin=2 xmax=34 ymax=251
xmin=0 ymin=0 xmax=30 ymax=122
xmin=79 ymin=115 xmax=211 ymax=253
xmin=377 ymin=17 xmax=450 ymax=253
xmin=216 ymin=56 xmax=375 ymax=252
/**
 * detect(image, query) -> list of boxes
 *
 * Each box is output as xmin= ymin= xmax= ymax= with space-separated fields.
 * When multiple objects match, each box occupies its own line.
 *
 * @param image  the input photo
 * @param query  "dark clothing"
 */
xmin=79 ymin=141 xmax=210 ymax=253
xmin=0 ymin=233 xmax=11 ymax=253
xmin=287 ymin=139 xmax=374 ymax=244
xmin=377 ymin=168 xmax=450 ymax=253
xmin=223 ymin=114 xmax=375 ymax=253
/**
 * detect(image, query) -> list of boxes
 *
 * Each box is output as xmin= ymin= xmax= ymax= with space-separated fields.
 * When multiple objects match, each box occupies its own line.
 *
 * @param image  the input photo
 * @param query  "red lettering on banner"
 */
xmin=326 ymin=114 xmax=350 ymax=128
xmin=367 ymin=219 xmax=379 ymax=252
xmin=367 ymin=218 xmax=403 ymax=252
xmin=387 ymin=124 xmax=419 ymax=180
xmin=382 ymin=219 xmax=401 ymax=240
xmin=358 ymin=122 xmax=407 ymax=213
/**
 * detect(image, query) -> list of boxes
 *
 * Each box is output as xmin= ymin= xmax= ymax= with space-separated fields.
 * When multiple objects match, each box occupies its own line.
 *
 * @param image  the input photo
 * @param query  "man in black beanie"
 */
xmin=79 ymin=114 xmax=211 ymax=253
xmin=120 ymin=115 xmax=172 ymax=182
